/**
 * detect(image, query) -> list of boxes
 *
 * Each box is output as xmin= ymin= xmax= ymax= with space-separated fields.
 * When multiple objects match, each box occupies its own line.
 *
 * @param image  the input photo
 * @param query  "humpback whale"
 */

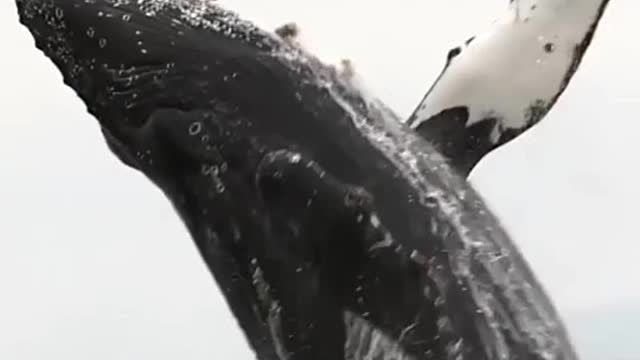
xmin=15 ymin=1 xmax=583 ymax=359
xmin=407 ymin=0 xmax=610 ymax=175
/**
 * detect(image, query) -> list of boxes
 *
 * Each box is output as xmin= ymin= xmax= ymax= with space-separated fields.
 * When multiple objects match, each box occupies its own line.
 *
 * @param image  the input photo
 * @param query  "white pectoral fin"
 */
xmin=408 ymin=0 xmax=610 ymax=176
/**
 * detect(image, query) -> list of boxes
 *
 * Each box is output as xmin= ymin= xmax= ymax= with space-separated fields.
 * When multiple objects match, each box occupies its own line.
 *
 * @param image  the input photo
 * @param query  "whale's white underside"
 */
xmin=409 ymin=0 xmax=609 ymax=143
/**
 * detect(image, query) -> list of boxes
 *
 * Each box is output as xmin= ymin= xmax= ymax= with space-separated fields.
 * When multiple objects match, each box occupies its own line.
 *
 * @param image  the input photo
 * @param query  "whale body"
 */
xmin=16 ymin=1 xmax=579 ymax=359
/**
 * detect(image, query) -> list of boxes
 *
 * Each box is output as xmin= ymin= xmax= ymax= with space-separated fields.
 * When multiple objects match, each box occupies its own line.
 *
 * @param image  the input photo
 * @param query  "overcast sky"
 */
xmin=0 ymin=0 xmax=637 ymax=359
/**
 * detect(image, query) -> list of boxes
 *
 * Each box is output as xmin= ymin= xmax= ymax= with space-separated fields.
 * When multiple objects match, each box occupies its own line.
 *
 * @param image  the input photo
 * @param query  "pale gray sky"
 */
xmin=0 ymin=1 xmax=637 ymax=359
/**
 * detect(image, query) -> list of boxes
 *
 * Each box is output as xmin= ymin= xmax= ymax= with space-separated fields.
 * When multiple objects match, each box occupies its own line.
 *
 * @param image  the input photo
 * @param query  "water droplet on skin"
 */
xmin=189 ymin=122 xmax=202 ymax=135
xmin=201 ymin=165 xmax=218 ymax=176
xmin=370 ymin=214 xmax=381 ymax=228
xmin=424 ymin=196 xmax=438 ymax=208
